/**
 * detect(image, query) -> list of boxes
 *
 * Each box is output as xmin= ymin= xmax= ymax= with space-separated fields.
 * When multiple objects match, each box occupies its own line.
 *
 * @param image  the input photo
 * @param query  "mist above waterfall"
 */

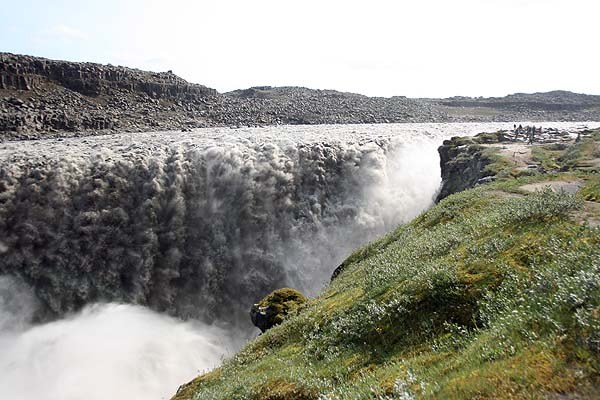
xmin=0 ymin=276 xmax=232 ymax=400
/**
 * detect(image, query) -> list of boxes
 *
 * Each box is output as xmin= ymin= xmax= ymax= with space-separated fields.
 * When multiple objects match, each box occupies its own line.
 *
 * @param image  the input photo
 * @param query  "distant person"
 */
xmin=528 ymin=127 xmax=535 ymax=144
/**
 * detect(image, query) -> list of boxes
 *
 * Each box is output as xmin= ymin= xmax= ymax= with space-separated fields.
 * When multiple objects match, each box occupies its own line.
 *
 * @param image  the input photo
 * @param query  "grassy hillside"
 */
xmin=173 ymin=132 xmax=600 ymax=400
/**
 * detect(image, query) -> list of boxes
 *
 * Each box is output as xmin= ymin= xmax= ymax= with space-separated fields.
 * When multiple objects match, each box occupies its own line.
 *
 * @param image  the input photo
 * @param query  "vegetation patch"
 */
xmin=580 ymin=175 xmax=600 ymax=202
xmin=251 ymin=288 xmax=308 ymax=333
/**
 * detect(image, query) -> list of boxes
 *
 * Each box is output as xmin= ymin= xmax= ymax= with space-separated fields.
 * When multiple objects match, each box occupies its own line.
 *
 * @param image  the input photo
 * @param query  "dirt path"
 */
xmin=515 ymin=179 xmax=600 ymax=227
xmin=481 ymin=142 xmax=536 ymax=168
xmin=520 ymin=180 xmax=583 ymax=194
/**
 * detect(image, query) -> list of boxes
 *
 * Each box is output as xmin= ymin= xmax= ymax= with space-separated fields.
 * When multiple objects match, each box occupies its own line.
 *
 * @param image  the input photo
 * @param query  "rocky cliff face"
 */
xmin=0 ymin=53 xmax=216 ymax=99
xmin=0 ymin=53 xmax=447 ymax=139
xmin=435 ymin=132 xmax=509 ymax=202
xmin=0 ymin=53 xmax=222 ymax=137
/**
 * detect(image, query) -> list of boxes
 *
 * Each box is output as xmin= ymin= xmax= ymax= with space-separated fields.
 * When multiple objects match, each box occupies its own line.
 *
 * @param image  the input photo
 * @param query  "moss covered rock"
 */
xmin=250 ymin=288 xmax=307 ymax=333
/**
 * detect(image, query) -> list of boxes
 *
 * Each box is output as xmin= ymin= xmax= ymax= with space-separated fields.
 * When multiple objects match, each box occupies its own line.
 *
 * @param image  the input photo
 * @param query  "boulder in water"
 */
xmin=250 ymin=288 xmax=307 ymax=333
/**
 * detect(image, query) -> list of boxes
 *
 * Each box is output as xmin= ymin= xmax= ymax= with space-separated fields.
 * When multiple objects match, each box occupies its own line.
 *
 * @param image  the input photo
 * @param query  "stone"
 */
xmin=436 ymin=139 xmax=492 ymax=202
xmin=250 ymin=288 xmax=307 ymax=333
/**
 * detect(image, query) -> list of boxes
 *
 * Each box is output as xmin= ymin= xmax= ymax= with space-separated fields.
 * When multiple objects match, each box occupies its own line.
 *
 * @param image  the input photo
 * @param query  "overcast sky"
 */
xmin=1 ymin=0 xmax=598 ymax=98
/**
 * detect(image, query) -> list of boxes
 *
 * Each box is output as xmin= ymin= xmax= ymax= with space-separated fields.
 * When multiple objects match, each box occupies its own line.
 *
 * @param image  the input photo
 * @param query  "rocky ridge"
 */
xmin=220 ymin=86 xmax=443 ymax=125
xmin=0 ymin=53 xmax=444 ymax=139
xmin=428 ymin=91 xmax=600 ymax=122
xmin=436 ymin=125 xmax=599 ymax=201
xmin=2 ymin=53 xmax=600 ymax=140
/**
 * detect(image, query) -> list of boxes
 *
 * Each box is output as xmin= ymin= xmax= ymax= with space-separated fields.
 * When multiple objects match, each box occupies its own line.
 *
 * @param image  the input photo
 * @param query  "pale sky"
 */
xmin=1 ymin=0 xmax=598 ymax=98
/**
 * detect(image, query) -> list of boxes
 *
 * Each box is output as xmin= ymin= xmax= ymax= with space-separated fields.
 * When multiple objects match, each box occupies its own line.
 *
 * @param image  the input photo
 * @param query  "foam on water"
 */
xmin=0 ymin=277 xmax=231 ymax=400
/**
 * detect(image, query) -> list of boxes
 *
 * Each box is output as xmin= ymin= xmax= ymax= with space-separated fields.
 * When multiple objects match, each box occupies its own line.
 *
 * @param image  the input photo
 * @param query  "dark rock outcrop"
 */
xmin=0 ymin=53 xmax=446 ymax=139
xmin=0 ymin=53 xmax=216 ymax=99
xmin=330 ymin=263 xmax=346 ymax=282
xmin=435 ymin=132 xmax=509 ymax=202
xmin=250 ymin=288 xmax=307 ymax=333
xmin=0 ymin=53 xmax=221 ymax=138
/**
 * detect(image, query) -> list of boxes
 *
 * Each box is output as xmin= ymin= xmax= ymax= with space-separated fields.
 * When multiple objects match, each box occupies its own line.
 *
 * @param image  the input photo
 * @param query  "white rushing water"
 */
xmin=0 ymin=121 xmax=597 ymax=400
xmin=0 ymin=276 xmax=231 ymax=400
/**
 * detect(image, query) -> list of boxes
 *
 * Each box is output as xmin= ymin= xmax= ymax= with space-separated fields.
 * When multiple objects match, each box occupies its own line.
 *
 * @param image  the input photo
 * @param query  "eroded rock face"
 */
xmin=435 ymin=132 xmax=509 ymax=202
xmin=436 ymin=139 xmax=488 ymax=202
xmin=0 ymin=54 xmax=445 ymax=138
xmin=250 ymin=288 xmax=307 ymax=333
xmin=0 ymin=53 xmax=216 ymax=99
xmin=0 ymin=53 xmax=221 ymax=138
xmin=4 ymin=52 xmax=600 ymax=140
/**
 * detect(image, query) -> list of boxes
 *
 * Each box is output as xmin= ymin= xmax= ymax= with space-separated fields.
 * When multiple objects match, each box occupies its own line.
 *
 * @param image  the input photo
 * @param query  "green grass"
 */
xmin=481 ymin=147 xmax=521 ymax=178
xmin=172 ymin=185 xmax=599 ymax=400
xmin=172 ymin=134 xmax=600 ymax=400
xmin=530 ymin=136 xmax=600 ymax=173
xmin=532 ymin=145 xmax=563 ymax=171
xmin=580 ymin=175 xmax=600 ymax=202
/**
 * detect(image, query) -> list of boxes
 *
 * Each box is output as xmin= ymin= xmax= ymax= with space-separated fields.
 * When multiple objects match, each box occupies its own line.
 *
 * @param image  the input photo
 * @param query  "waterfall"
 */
xmin=0 ymin=125 xmax=447 ymax=328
